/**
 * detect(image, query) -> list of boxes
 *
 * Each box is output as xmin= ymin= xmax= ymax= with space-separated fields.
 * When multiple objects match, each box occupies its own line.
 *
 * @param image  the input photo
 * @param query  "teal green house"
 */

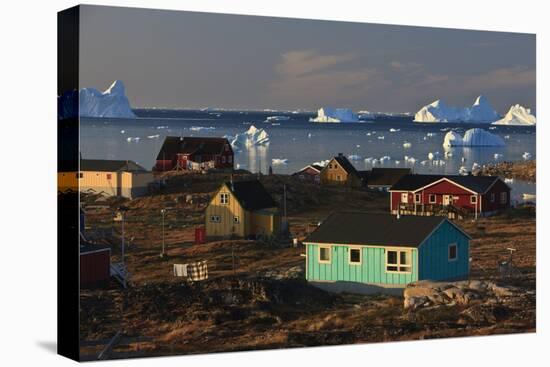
xmin=303 ymin=212 xmax=471 ymax=294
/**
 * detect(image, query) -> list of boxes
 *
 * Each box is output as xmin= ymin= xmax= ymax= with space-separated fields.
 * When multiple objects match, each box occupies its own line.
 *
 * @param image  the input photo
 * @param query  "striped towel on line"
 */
xmin=173 ymin=261 xmax=208 ymax=281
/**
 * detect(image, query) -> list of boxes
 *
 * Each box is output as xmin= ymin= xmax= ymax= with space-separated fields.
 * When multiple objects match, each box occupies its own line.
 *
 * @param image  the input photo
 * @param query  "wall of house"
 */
xmin=59 ymin=171 xmax=119 ymax=196
xmin=205 ymin=185 xmax=247 ymax=238
xmin=80 ymin=250 xmax=111 ymax=287
xmin=320 ymin=159 xmax=361 ymax=187
xmin=418 ymin=220 xmax=470 ymax=281
xmin=391 ymin=181 xmax=481 ymax=213
xmin=305 ymin=244 xmax=418 ymax=286
xmin=250 ymin=208 xmax=280 ymax=236
xmin=293 ymin=167 xmax=320 ymax=183
xmin=481 ymin=180 xmax=511 ymax=212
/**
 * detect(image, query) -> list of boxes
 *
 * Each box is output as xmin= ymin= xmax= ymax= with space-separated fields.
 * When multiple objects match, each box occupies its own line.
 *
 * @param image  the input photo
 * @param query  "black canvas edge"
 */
xmin=57 ymin=5 xmax=80 ymax=361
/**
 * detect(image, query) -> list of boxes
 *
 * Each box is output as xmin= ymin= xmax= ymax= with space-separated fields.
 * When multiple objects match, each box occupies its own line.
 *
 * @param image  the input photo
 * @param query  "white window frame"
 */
xmin=429 ymin=194 xmax=436 ymax=203
xmin=210 ymin=215 xmax=221 ymax=223
xmin=385 ymin=249 xmax=412 ymax=274
xmin=414 ymin=193 xmax=421 ymax=203
xmin=220 ymin=192 xmax=229 ymax=205
xmin=348 ymin=247 xmax=362 ymax=265
xmin=470 ymin=195 xmax=477 ymax=204
xmin=318 ymin=246 xmax=331 ymax=264
xmin=500 ymin=192 xmax=507 ymax=204
xmin=401 ymin=193 xmax=408 ymax=203
xmin=448 ymin=243 xmax=458 ymax=261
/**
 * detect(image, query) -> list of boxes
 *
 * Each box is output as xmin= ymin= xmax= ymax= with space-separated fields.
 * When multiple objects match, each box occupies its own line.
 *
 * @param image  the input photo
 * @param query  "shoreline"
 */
xmin=479 ymin=160 xmax=535 ymax=182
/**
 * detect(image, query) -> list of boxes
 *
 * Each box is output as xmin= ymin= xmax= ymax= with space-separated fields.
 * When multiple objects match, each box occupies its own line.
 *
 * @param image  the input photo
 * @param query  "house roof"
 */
xmin=303 ymin=211 xmax=467 ymax=248
xmin=361 ymin=168 xmax=412 ymax=186
xmin=79 ymin=159 xmax=148 ymax=172
xmin=225 ymin=180 xmax=278 ymax=211
xmin=294 ymin=164 xmax=323 ymax=175
xmin=156 ymin=136 xmax=231 ymax=160
xmin=329 ymin=154 xmax=360 ymax=177
xmin=390 ymin=174 xmax=502 ymax=194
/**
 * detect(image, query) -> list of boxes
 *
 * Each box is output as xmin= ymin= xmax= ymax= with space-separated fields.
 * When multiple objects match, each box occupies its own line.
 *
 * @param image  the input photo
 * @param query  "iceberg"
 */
xmin=492 ymin=104 xmax=536 ymax=126
xmin=265 ymin=116 xmax=290 ymax=122
xmin=414 ymin=95 xmax=499 ymax=123
xmin=78 ymin=80 xmax=136 ymax=118
xmin=271 ymin=158 xmax=288 ymax=165
xmin=230 ymin=125 xmax=270 ymax=150
xmin=442 ymin=128 xmax=505 ymax=147
xmin=310 ymin=107 xmax=359 ymax=123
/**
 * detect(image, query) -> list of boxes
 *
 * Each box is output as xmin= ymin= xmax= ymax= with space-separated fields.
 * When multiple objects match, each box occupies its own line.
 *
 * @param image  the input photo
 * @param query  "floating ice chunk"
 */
xmin=120 ymin=130 xmax=125 ymax=134
xmin=377 ymin=136 xmax=385 ymax=140
xmin=156 ymin=126 xmax=169 ymax=129
xmin=348 ymin=154 xmax=362 ymax=161
xmin=472 ymin=162 xmax=480 ymax=172
xmin=461 ymin=157 xmax=466 ymax=163
xmin=395 ymin=160 xmax=401 ymax=165
xmin=271 ymin=158 xmax=288 ymax=165
xmin=364 ymin=157 xmax=373 ymax=163
xmin=313 ymin=159 xmax=330 ymax=167
xmin=420 ymin=160 xmax=429 ymax=166
xmin=380 ymin=155 xmax=391 ymax=162
xmin=459 ymin=166 xmax=469 ymax=175
xmin=231 ymin=125 xmax=270 ymax=149
xmin=444 ymin=151 xmax=453 ymax=158
xmin=310 ymin=107 xmax=359 ymax=123
xmin=126 ymin=137 xmax=140 ymax=142
xmin=504 ymin=135 xmax=510 ymax=139
xmin=443 ymin=128 xmax=505 ymax=147
xmin=308 ymin=133 xmax=312 ymax=138
xmin=522 ymin=152 xmax=532 ymax=160
xmin=77 ymin=80 xmax=137 ymax=118
xmin=428 ymin=152 xmax=435 ymax=160
xmin=372 ymin=159 xmax=379 ymax=165
xmin=366 ymin=132 xmax=372 ymax=136
xmin=403 ymin=142 xmax=412 ymax=148
xmin=493 ymin=104 xmax=536 ymax=126
xmin=504 ymin=178 xmax=514 ymax=184
xmin=190 ymin=126 xmax=215 ymax=131
xmin=389 ymin=128 xmax=400 ymax=132
xmin=494 ymin=153 xmax=503 ymax=160
xmin=426 ymin=132 xmax=436 ymax=137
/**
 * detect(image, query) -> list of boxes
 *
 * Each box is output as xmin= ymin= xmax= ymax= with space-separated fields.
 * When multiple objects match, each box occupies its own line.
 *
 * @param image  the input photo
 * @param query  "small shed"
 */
xmin=80 ymin=244 xmax=111 ymax=288
xmin=303 ymin=212 xmax=470 ymax=294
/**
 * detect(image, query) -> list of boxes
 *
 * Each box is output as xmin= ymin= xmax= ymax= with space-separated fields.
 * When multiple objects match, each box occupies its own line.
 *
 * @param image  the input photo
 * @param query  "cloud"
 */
xmin=268 ymin=50 xmax=387 ymax=108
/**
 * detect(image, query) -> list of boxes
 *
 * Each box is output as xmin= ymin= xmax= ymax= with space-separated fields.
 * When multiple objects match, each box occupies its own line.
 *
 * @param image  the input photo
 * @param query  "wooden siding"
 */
xmin=418 ymin=220 xmax=470 ymax=281
xmin=205 ymin=184 xmax=248 ymax=238
xmin=320 ymin=158 xmax=361 ymax=187
xmin=305 ymin=244 xmax=418 ymax=285
xmin=58 ymin=171 xmax=153 ymax=199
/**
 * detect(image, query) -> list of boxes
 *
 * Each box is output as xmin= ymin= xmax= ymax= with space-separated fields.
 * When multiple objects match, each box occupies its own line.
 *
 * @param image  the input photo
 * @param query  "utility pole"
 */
xmin=118 ymin=206 xmax=129 ymax=288
xmin=160 ymin=208 xmax=166 ymax=257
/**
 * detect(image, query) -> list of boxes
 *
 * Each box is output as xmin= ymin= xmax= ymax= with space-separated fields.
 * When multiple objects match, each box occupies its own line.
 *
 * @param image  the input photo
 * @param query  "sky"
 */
xmin=79 ymin=5 xmax=536 ymax=113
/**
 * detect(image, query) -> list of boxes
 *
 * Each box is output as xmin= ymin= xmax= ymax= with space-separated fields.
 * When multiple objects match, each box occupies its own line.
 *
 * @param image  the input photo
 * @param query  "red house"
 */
xmin=80 ymin=244 xmax=111 ymax=288
xmin=389 ymin=174 xmax=511 ymax=218
xmin=292 ymin=164 xmax=323 ymax=184
xmin=154 ymin=136 xmax=234 ymax=172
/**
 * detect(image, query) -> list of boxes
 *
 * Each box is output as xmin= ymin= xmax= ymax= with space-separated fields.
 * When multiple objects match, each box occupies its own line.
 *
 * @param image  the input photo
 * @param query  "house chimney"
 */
xmin=338 ymin=152 xmax=343 ymax=157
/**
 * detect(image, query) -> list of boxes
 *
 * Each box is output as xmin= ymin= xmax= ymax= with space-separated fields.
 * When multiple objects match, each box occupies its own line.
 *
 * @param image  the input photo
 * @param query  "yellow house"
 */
xmin=205 ymin=180 xmax=281 ymax=239
xmin=320 ymin=154 xmax=363 ymax=188
xmin=58 ymin=159 xmax=153 ymax=199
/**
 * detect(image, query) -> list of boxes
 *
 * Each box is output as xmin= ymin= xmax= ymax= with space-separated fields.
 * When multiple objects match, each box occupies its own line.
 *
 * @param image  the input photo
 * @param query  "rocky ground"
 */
xmin=479 ymin=160 xmax=536 ymax=182
xmin=79 ymin=172 xmax=536 ymax=359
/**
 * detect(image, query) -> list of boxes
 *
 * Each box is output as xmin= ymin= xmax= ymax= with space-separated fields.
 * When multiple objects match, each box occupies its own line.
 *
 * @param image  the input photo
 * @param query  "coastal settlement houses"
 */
xmin=303 ymin=212 xmax=471 ymax=293
xmin=58 ymin=159 xmax=153 ymax=199
xmin=154 ymin=136 xmax=234 ymax=172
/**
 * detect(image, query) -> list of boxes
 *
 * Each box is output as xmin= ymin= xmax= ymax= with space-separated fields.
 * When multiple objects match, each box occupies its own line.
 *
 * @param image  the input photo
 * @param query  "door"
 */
xmin=443 ymin=195 xmax=451 ymax=206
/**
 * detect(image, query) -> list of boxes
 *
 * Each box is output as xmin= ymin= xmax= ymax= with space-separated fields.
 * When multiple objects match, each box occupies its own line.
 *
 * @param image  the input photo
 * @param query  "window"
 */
xmin=470 ymin=195 xmax=478 ymax=204
xmin=500 ymin=192 xmax=507 ymax=204
xmin=106 ymin=173 xmax=112 ymax=180
xmin=221 ymin=156 xmax=226 ymax=163
xmin=328 ymin=164 xmax=332 ymax=169
xmin=336 ymin=175 xmax=341 ymax=181
xmin=386 ymin=250 xmax=412 ymax=273
xmin=429 ymin=194 xmax=436 ymax=203
xmin=233 ymin=216 xmax=240 ymax=224
xmin=334 ymin=164 xmax=338 ymax=170
xmin=448 ymin=243 xmax=458 ymax=261
xmin=78 ymin=172 xmax=84 ymax=179
xmin=401 ymin=193 xmax=408 ymax=203
xmin=490 ymin=193 xmax=495 ymax=202
xmin=319 ymin=246 xmax=331 ymax=263
xmin=210 ymin=215 xmax=221 ymax=223
xmin=220 ymin=193 xmax=229 ymax=204
xmin=228 ymin=156 xmax=233 ymax=163
xmin=415 ymin=194 xmax=421 ymax=203
xmin=349 ymin=248 xmax=361 ymax=264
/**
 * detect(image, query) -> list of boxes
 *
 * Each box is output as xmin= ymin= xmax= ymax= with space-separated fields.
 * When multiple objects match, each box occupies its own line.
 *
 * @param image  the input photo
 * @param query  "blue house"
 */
xmin=303 ymin=212 xmax=471 ymax=294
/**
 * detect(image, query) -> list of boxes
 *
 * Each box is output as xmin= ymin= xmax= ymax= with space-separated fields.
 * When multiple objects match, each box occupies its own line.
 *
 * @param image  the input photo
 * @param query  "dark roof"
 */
xmin=311 ymin=164 xmax=324 ymax=171
xmin=304 ymin=212 xmax=466 ymax=247
xmin=80 ymin=243 xmax=111 ymax=254
xmin=293 ymin=164 xmax=323 ymax=175
xmin=156 ymin=136 xmax=231 ymax=160
xmin=226 ymin=180 xmax=278 ymax=211
xmin=79 ymin=159 xmax=148 ymax=172
xmin=390 ymin=174 xmax=502 ymax=193
xmin=331 ymin=154 xmax=360 ymax=177
xmin=361 ymin=168 xmax=412 ymax=186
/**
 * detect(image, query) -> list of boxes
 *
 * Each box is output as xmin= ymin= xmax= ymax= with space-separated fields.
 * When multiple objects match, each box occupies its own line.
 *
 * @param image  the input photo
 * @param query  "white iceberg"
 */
xmin=310 ymin=107 xmax=359 ymax=123
xmin=313 ymin=159 xmax=330 ymax=167
xmin=522 ymin=152 xmax=532 ymax=160
xmin=403 ymin=142 xmax=412 ymax=148
xmin=458 ymin=166 xmax=469 ymax=175
xmin=492 ymin=104 xmax=536 ymax=126
xmin=230 ymin=125 xmax=270 ymax=150
xmin=348 ymin=154 xmax=362 ymax=161
xmin=190 ymin=126 xmax=216 ymax=131
xmin=414 ymin=95 xmax=499 ymax=123
xmin=442 ymin=128 xmax=505 ymax=147
xmin=79 ymin=80 xmax=137 ymax=118
xmin=494 ymin=153 xmax=503 ymax=160
xmin=265 ymin=116 xmax=290 ymax=122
